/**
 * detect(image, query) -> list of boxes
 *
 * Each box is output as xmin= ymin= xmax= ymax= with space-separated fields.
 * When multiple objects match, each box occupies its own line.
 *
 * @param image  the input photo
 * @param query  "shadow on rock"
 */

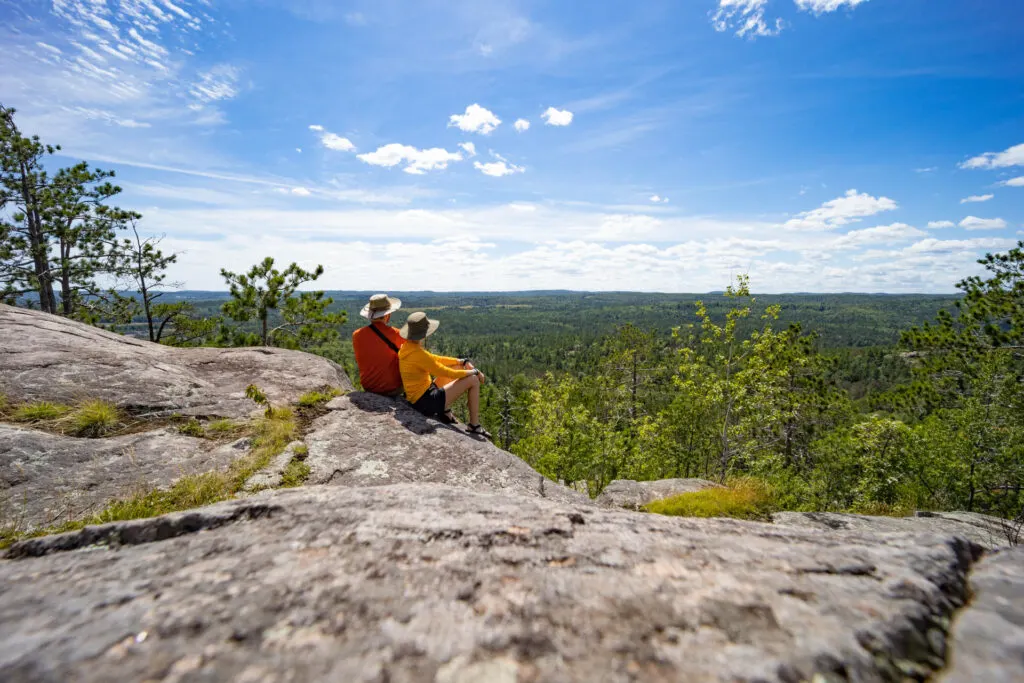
xmin=344 ymin=391 xmax=465 ymax=438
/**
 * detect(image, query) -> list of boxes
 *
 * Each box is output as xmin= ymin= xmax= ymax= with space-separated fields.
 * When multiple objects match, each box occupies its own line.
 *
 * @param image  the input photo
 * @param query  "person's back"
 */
xmin=352 ymin=294 xmax=405 ymax=395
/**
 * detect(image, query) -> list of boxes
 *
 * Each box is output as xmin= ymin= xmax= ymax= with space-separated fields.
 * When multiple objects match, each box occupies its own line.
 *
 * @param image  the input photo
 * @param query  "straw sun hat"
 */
xmin=360 ymin=293 xmax=402 ymax=320
xmin=400 ymin=311 xmax=439 ymax=341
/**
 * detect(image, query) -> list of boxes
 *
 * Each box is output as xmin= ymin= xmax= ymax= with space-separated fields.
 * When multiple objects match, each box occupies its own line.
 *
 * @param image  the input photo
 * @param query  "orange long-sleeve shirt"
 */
xmin=352 ymin=321 xmax=406 ymax=394
xmin=398 ymin=342 xmax=473 ymax=403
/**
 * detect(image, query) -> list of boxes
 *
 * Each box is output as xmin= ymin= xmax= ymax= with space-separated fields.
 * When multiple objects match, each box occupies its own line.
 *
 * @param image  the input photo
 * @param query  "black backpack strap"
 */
xmin=367 ymin=324 xmax=399 ymax=353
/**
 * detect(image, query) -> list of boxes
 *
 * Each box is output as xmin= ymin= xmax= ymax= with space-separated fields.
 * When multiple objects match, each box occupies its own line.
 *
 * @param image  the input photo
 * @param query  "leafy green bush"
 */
xmin=67 ymin=400 xmax=120 ymax=437
xmin=644 ymin=479 xmax=779 ymax=520
xmin=297 ymin=387 xmax=343 ymax=407
xmin=12 ymin=402 xmax=71 ymax=423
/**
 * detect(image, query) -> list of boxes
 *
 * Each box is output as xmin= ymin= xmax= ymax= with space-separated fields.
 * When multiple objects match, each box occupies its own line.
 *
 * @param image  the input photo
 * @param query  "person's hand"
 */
xmin=477 ymin=370 xmax=486 ymax=385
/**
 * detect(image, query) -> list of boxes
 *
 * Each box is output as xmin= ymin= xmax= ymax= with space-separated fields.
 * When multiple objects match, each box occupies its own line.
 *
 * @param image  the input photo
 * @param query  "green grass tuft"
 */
xmin=297 ymin=387 xmax=343 ymax=408
xmin=0 ymin=394 xmax=8 ymax=416
xmin=644 ymin=479 xmax=779 ymax=521
xmin=206 ymin=418 xmax=242 ymax=436
xmin=177 ymin=417 xmax=205 ymax=437
xmin=67 ymin=400 xmax=120 ymax=437
xmin=280 ymin=458 xmax=311 ymax=488
xmin=11 ymin=401 xmax=72 ymax=423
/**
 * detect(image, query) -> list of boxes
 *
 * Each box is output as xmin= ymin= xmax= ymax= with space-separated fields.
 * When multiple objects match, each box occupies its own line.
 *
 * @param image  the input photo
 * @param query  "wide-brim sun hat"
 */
xmin=400 ymin=311 xmax=440 ymax=341
xmin=360 ymin=293 xmax=402 ymax=320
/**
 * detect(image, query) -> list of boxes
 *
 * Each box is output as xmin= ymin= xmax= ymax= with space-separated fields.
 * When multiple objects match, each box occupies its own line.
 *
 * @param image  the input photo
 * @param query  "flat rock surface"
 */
xmin=0 ymin=424 xmax=250 ymax=531
xmin=0 ymin=305 xmax=351 ymax=418
xmin=0 ymin=483 xmax=987 ymax=683
xmin=305 ymin=393 xmax=588 ymax=506
xmin=772 ymin=511 xmax=1014 ymax=549
xmin=938 ymin=546 xmax=1024 ymax=683
xmin=595 ymin=478 xmax=722 ymax=510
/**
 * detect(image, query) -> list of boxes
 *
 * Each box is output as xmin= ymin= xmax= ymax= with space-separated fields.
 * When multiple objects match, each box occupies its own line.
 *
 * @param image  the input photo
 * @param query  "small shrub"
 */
xmin=292 ymin=443 xmax=309 ymax=456
xmin=177 ymin=418 xmax=205 ymax=437
xmin=297 ymin=387 xmax=343 ymax=408
xmin=645 ymin=479 xmax=779 ymax=521
xmin=12 ymin=402 xmax=71 ymax=423
xmin=66 ymin=400 xmax=120 ymax=437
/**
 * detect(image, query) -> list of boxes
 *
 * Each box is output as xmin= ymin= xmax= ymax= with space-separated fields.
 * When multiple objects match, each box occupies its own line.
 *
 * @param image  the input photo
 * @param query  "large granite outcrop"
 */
xmin=0 ymin=304 xmax=351 ymax=418
xmin=304 ymin=393 xmax=588 ymax=506
xmin=0 ymin=424 xmax=250 ymax=531
xmin=596 ymin=478 xmax=722 ymax=510
xmin=773 ymin=511 xmax=1015 ymax=550
xmin=0 ymin=483 xmax=999 ymax=683
xmin=937 ymin=546 xmax=1024 ymax=682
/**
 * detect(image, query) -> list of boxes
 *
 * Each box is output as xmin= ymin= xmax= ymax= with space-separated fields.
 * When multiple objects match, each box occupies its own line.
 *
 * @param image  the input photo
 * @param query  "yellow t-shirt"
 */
xmin=398 ymin=343 xmax=473 ymax=403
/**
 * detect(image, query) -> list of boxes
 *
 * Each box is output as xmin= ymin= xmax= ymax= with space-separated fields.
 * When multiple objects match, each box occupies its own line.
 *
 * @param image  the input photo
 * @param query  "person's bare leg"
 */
xmin=442 ymin=375 xmax=480 ymax=424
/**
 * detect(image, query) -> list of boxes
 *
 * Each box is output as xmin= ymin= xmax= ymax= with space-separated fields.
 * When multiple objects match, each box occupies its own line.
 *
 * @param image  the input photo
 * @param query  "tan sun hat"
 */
xmin=400 ymin=311 xmax=439 ymax=341
xmin=360 ymin=293 xmax=402 ymax=320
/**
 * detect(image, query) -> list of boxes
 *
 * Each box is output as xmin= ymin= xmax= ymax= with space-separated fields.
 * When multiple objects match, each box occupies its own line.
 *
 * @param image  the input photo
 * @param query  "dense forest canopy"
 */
xmin=3 ymin=105 xmax=1022 ymax=522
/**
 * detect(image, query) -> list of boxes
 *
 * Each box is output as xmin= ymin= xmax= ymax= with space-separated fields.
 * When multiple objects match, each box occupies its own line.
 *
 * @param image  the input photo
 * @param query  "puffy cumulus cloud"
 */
xmin=541 ymin=107 xmax=574 ymax=126
xmin=448 ymin=104 xmax=501 ymax=135
xmin=358 ymin=143 xmax=463 ymax=174
xmin=189 ymin=64 xmax=241 ymax=103
xmin=961 ymin=143 xmax=1024 ymax=170
xmin=1000 ymin=176 xmax=1024 ymax=187
xmin=832 ymin=223 xmax=925 ymax=249
xmin=474 ymin=159 xmax=524 ymax=177
xmin=783 ymin=189 xmax=898 ymax=230
xmin=960 ymin=194 xmax=994 ymax=204
xmin=514 ymin=118 xmax=530 ymax=132
xmin=711 ymin=0 xmax=782 ymax=39
xmin=649 ymin=195 xmax=669 ymax=203
xmin=959 ymin=216 xmax=1007 ymax=231
xmin=795 ymin=0 xmax=871 ymax=13
xmin=291 ymin=187 xmax=311 ymax=197
xmin=321 ymin=133 xmax=356 ymax=152
xmin=927 ymin=220 xmax=956 ymax=229
xmin=458 ymin=142 xmax=477 ymax=157
xmin=308 ymin=124 xmax=324 ymax=132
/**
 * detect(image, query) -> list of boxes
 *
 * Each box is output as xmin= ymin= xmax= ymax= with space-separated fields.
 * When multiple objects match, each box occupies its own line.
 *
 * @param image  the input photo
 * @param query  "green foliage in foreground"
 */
xmin=645 ymin=479 xmax=779 ymax=521
xmin=280 ymin=444 xmax=311 ymax=488
xmin=0 ymin=409 xmax=297 ymax=549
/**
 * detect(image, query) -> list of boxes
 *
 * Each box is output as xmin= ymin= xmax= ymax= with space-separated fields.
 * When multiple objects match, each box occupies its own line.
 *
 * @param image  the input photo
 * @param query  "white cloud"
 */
xmin=959 ymin=216 xmax=1008 ymax=231
xmin=474 ymin=160 xmax=524 ymax=177
xmin=60 ymin=106 xmax=150 ymax=128
xmin=459 ymin=142 xmax=477 ymax=157
xmin=358 ymin=144 xmax=463 ymax=174
xmin=927 ymin=221 xmax=955 ymax=229
xmin=321 ymin=133 xmax=356 ymax=152
xmin=961 ymin=143 xmax=1024 ymax=170
xmin=448 ymin=104 xmax=501 ymax=135
xmin=960 ymin=194 xmax=994 ymax=204
xmin=1000 ymin=176 xmax=1024 ymax=187
xmin=784 ymin=189 xmax=898 ymax=230
xmin=904 ymin=238 xmax=1015 ymax=254
xmin=514 ymin=118 xmax=530 ymax=132
xmin=291 ymin=187 xmax=311 ymax=197
xmin=649 ymin=195 xmax=669 ymax=203
xmin=189 ymin=64 xmax=241 ymax=102
xmin=795 ymin=0 xmax=871 ymax=13
xmin=296 ymin=148 xmax=302 ymax=153
xmin=36 ymin=41 xmax=63 ymax=56
xmin=541 ymin=107 xmax=574 ymax=126
xmin=711 ymin=0 xmax=783 ymax=38
xmin=832 ymin=223 xmax=925 ymax=249
xmin=914 ymin=167 xmax=937 ymax=173
xmin=308 ymin=124 xmax=324 ymax=132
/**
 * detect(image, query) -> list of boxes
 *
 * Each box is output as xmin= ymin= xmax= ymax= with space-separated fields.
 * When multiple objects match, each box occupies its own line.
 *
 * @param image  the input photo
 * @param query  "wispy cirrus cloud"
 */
xmin=961 ymin=143 xmax=1024 ymax=170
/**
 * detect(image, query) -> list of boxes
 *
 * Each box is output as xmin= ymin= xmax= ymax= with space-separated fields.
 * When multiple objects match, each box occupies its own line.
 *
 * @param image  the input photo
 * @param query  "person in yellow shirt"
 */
xmin=398 ymin=311 xmax=491 ymax=438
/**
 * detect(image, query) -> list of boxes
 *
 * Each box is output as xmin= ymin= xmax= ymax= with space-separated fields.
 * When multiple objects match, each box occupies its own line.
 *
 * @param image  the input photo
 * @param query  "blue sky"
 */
xmin=2 ymin=0 xmax=1023 ymax=292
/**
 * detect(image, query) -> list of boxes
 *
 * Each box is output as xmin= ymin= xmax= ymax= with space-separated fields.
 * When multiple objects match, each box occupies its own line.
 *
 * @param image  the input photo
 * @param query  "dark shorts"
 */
xmin=411 ymin=384 xmax=446 ymax=417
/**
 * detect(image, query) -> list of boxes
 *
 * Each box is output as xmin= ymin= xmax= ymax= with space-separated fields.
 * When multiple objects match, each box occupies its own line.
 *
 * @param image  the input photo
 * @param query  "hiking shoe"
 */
xmin=467 ymin=424 xmax=492 ymax=439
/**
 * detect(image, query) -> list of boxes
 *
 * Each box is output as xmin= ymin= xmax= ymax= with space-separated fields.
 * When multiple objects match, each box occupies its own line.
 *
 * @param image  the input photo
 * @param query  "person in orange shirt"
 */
xmin=398 ymin=311 xmax=492 ymax=438
xmin=352 ymin=294 xmax=405 ymax=396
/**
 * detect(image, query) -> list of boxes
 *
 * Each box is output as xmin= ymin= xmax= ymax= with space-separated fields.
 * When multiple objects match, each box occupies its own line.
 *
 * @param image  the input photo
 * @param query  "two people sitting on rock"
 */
xmin=353 ymin=294 xmax=491 ymax=438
